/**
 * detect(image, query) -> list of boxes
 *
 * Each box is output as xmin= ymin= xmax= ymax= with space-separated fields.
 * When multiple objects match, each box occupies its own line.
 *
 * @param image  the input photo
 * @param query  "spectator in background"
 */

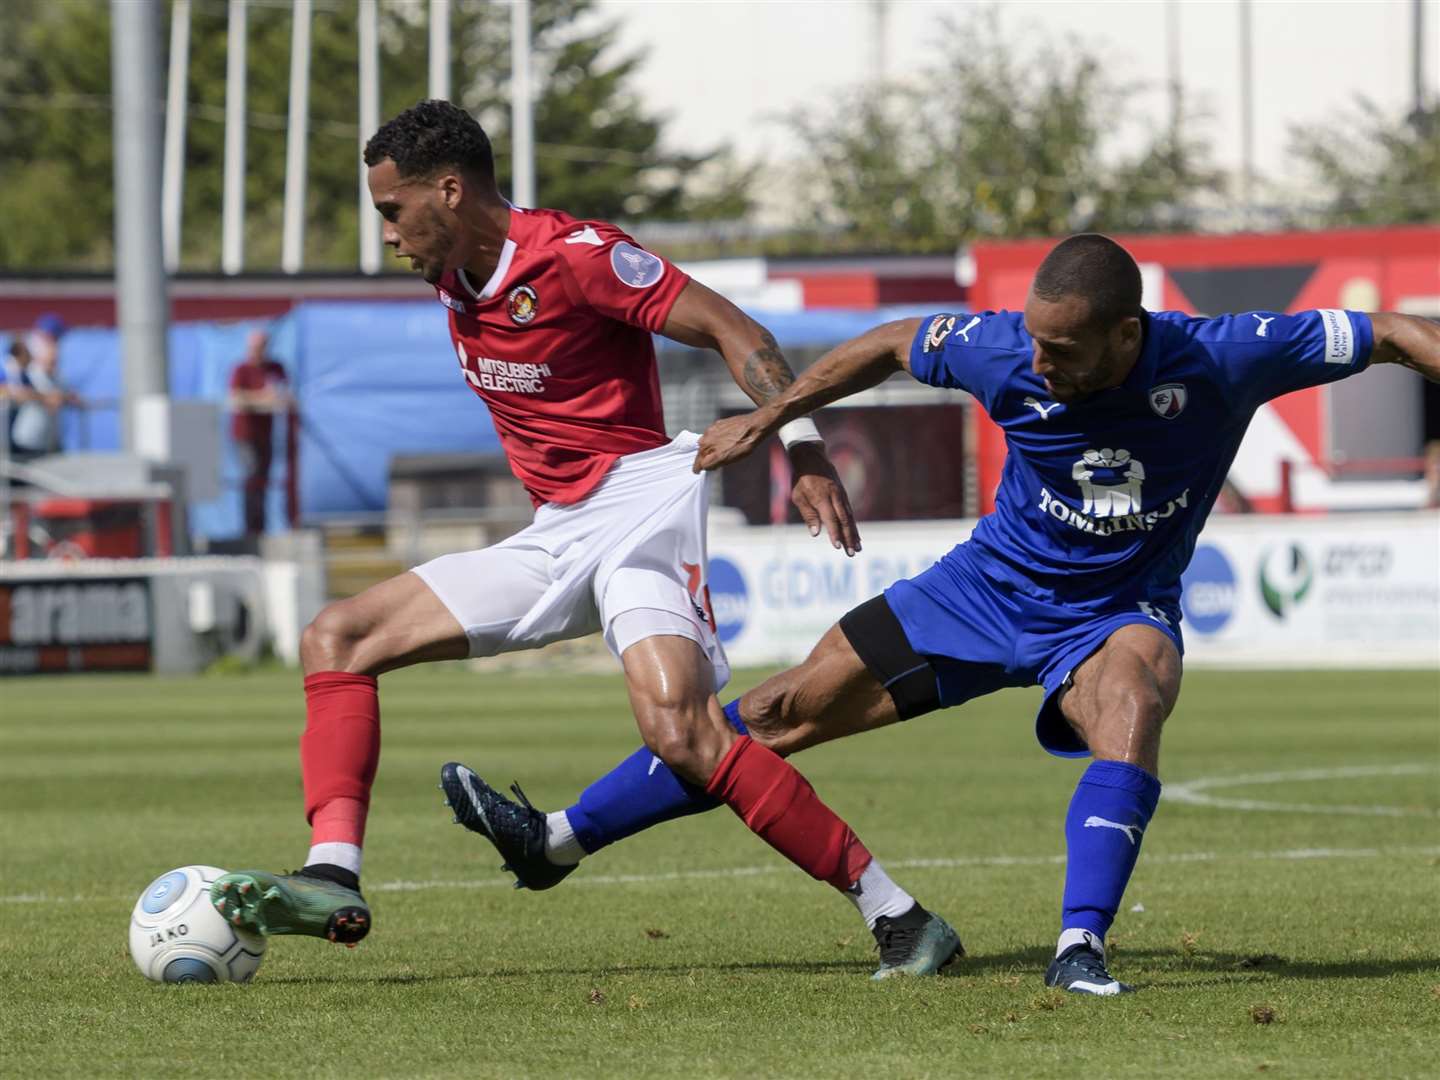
xmin=10 ymin=319 xmax=79 ymax=464
xmin=2 ymin=336 xmax=26 ymax=386
xmin=28 ymin=313 xmax=66 ymax=368
xmin=1 ymin=340 xmax=29 ymax=471
xmin=228 ymin=329 xmax=290 ymax=538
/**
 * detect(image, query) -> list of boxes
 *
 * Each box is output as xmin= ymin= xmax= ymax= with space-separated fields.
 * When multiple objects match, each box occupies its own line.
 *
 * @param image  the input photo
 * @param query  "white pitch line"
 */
xmin=1165 ymin=763 xmax=1439 ymax=818
xmin=6 ymin=844 xmax=1437 ymax=906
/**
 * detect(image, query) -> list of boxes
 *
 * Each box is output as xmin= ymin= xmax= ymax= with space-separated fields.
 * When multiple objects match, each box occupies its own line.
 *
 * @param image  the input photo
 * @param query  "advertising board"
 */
xmin=710 ymin=513 xmax=1439 ymax=670
xmin=0 ymin=577 xmax=153 ymax=674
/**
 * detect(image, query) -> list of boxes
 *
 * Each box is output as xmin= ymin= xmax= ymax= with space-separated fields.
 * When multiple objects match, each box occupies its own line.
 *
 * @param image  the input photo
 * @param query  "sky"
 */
xmin=596 ymin=0 xmax=1440 ymax=187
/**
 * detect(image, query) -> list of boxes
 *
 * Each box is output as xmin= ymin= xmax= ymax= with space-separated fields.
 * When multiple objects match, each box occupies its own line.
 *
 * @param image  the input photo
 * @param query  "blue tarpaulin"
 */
xmin=6 ymin=300 xmax=955 ymax=537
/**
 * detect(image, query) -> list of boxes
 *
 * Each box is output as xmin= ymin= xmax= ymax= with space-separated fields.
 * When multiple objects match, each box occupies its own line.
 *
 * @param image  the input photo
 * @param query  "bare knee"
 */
xmin=744 ymin=626 xmax=847 ymax=741
xmin=635 ymin=698 xmax=732 ymax=788
xmin=1116 ymin=682 xmax=1167 ymax=738
xmin=741 ymin=678 xmax=801 ymax=748
xmin=300 ymin=601 xmax=371 ymax=674
xmin=741 ymin=625 xmax=888 ymax=755
xmin=1075 ymin=683 xmax=1168 ymax=769
xmin=1063 ymin=627 xmax=1181 ymax=773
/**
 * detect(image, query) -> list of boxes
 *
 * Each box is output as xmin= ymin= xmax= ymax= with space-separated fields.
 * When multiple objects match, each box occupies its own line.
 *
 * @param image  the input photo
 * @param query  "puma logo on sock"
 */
xmin=1083 ymin=815 xmax=1143 ymax=845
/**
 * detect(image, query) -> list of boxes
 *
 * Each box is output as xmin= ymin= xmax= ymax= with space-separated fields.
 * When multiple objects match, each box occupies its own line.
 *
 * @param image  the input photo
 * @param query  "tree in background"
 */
xmin=0 ymin=0 xmax=116 ymax=269
xmin=1289 ymin=100 xmax=1440 ymax=227
xmin=0 ymin=0 xmax=750 ymax=271
xmin=780 ymin=10 xmax=1219 ymax=254
xmin=0 ymin=0 xmax=374 ymax=270
xmin=451 ymin=0 xmax=753 ymax=224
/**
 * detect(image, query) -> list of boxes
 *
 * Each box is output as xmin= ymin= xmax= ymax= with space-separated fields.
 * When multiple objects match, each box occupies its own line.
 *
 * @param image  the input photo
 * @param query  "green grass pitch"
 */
xmin=2 ymin=666 xmax=1436 ymax=1078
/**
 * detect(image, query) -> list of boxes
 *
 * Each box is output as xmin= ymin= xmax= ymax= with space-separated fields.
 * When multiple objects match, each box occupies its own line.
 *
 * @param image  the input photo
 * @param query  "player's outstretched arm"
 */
xmin=1368 ymin=313 xmax=1440 ymax=382
xmin=662 ymin=278 xmax=864 ymax=552
xmin=659 ymin=279 xmax=810 ymax=413
xmin=691 ymin=317 xmax=924 ymax=473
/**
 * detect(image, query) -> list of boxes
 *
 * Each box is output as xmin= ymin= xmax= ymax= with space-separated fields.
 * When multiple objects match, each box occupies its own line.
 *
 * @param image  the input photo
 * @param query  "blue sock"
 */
xmin=1060 ymin=760 xmax=1161 ymax=940
xmin=564 ymin=699 xmax=749 ymax=854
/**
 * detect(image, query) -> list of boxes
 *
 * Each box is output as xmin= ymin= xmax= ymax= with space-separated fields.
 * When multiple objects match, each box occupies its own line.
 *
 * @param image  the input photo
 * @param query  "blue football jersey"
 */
xmin=908 ymin=308 xmax=1373 ymax=605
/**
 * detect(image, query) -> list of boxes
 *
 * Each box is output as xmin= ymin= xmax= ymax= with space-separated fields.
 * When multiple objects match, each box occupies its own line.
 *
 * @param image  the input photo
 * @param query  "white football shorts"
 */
xmin=411 ymin=431 xmax=730 ymax=691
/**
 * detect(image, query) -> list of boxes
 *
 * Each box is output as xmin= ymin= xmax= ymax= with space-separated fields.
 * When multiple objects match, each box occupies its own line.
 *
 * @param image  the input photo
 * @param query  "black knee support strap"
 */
xmin=838 ymin=594 xmax=941 ymax=721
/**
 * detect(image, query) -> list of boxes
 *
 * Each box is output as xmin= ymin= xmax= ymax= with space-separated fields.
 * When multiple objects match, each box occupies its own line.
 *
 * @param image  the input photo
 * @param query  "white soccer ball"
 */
xmin=128 ymin=865 xmax=267 ymax=984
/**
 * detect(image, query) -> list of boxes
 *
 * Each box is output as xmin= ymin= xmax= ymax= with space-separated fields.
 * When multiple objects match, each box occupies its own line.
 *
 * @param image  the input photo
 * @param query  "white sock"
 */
xmin=845 ymin=860 xmax=915 ymax=929
xmin=1056 ymin=927 xmax=1104 ymax=959
xmin=544 ymin=811 xmax=586 ymax=866
xmin=306 ymin=841 xmax=362 ymax=876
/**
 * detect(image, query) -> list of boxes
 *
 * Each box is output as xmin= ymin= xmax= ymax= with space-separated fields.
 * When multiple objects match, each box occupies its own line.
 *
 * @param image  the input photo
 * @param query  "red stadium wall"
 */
xmin=966 ymin=226 xmax=1440 ymax=513
xmin=0 ymin=275 xmax=432 ymax=333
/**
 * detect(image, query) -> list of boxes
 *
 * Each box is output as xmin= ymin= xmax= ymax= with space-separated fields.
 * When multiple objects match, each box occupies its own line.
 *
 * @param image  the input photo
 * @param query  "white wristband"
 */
xmin=778 ymin=418 xmax=824 ymax=450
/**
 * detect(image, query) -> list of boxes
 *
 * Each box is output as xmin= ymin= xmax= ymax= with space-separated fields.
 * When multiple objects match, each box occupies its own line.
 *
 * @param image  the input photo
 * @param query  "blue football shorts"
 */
xmin=843 ymin=540 xmax=1184 ymax=757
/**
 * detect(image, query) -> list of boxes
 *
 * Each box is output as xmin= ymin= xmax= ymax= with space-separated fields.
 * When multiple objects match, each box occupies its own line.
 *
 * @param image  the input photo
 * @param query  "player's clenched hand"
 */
xmin=787 ymin=442 xmax=862 ymax=557
xmin=693 ymin=412 xmax=769 ymax=472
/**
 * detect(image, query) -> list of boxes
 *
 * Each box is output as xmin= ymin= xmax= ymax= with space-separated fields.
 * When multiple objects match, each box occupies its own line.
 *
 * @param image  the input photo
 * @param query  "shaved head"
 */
xmin=1031 ymin=234 xmax=1142 ymax=330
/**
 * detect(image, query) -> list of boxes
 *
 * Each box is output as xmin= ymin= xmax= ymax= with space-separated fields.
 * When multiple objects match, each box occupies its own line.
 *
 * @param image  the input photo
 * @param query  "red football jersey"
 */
xmin=434 ymin=207 xmax=690 ymax=506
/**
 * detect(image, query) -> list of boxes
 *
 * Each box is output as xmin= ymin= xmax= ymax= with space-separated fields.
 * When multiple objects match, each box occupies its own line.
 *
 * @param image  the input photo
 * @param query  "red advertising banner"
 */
xmin=967 ymin=227 xmax=1440 ymax=513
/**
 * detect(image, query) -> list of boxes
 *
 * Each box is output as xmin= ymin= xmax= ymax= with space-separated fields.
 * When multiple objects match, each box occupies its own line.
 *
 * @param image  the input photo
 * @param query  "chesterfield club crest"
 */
xmin=1148 ymin=383 xmax=1187 ymax=419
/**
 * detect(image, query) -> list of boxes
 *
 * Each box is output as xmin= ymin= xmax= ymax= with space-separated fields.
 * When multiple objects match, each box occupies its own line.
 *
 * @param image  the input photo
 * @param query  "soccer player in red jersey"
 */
xmin=212 ymin=100 xmax=961 ymax=978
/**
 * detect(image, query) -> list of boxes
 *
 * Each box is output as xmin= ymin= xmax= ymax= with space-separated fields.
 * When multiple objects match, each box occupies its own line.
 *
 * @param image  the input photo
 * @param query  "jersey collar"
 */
xmin=456 ymin=238 xmax=517 ymax=302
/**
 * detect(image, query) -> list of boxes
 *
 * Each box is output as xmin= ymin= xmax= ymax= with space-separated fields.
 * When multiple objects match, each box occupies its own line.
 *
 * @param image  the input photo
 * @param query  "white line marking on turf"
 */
xmin=12 ymin=844 xmax=1436 ymax=905
xmin=1165 ymin=763 xmax=1439 ymax=818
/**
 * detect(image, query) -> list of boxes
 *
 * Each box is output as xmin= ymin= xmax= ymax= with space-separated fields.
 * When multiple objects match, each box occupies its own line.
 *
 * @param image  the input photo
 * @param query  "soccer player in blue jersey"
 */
xmin=445 ymin=234 xmax=1440 ymax=993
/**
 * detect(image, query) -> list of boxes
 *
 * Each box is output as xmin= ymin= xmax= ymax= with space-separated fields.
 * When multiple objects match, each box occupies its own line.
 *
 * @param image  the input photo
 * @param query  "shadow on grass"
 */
xmin=1106 ymin=948 xmax=1440 ymax=986
xmin=261 ymin=947 xmax=1439 ymax=987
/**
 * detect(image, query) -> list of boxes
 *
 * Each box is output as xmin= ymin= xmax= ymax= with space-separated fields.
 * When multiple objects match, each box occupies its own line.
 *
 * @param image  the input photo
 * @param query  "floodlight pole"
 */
xmin=429 ymin=0 xmax=451 ymax=101
xmin=111 ymin=0 xmax=171 ymax=451
xmin=1237 ymin=0 xmax=1255 ymax=226
xmin=221 ymin=0 xmax=248 ymax=275
xmin=282 ymin=0 xmax=313 ymax=274
xmin=1166 ymin=0 xmax=1181 ymax=143
xmin=511 ymin=0 xmax=535 ymax=208
xmin=358 ymin=0 xmax=382 ymax=273
xmin=161 ymin=0 xmax=190 ymax=273
xmin=869 ymin=0 xmax=889 ymax=85
xmin=1414 ymin=0 xmax=1427 ymax=120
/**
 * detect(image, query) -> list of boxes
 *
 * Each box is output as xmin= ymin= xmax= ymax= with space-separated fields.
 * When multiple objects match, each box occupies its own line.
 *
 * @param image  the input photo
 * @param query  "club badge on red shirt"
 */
xmin=507 ymin=284 xmax=539 ymax=324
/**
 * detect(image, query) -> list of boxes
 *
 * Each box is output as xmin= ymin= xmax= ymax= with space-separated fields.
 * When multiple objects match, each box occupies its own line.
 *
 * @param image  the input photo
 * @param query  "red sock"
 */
xmin=705 ymin=735 xmax=872 ymax=891
xmin=310 ymin=797 xmax=369 ymax=849
xmin=301 ymin=672 xmax=380 ymax=848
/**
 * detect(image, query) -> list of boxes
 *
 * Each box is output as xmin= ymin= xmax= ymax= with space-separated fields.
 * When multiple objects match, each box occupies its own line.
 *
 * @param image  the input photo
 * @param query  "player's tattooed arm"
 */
xmin=692 ymin=316 xmax=920 ymax=475
xmin=661 ymin=279 xmax=803 ymax=409
xmin=664 ymin=279 xmax=863 ymax=553
xmin=740 ymin=329 xmax=797 ymax=403
xmin=693 ymin=317 xmax=923 ymax=468
xmin=1368 ymin=313 xmax=1440 ymax=383
xmin=659 ymin=279 xmax=812 ymax=414
xmin=755 ymin=317 xmax=924 ymax=426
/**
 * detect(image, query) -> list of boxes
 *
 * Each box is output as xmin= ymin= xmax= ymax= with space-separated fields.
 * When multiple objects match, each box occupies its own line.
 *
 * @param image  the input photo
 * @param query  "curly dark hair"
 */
xmin=1032 ymin=234 xmax=1143 ymax=328
xmin=363 ymin=99 xmax=495 ymax=182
